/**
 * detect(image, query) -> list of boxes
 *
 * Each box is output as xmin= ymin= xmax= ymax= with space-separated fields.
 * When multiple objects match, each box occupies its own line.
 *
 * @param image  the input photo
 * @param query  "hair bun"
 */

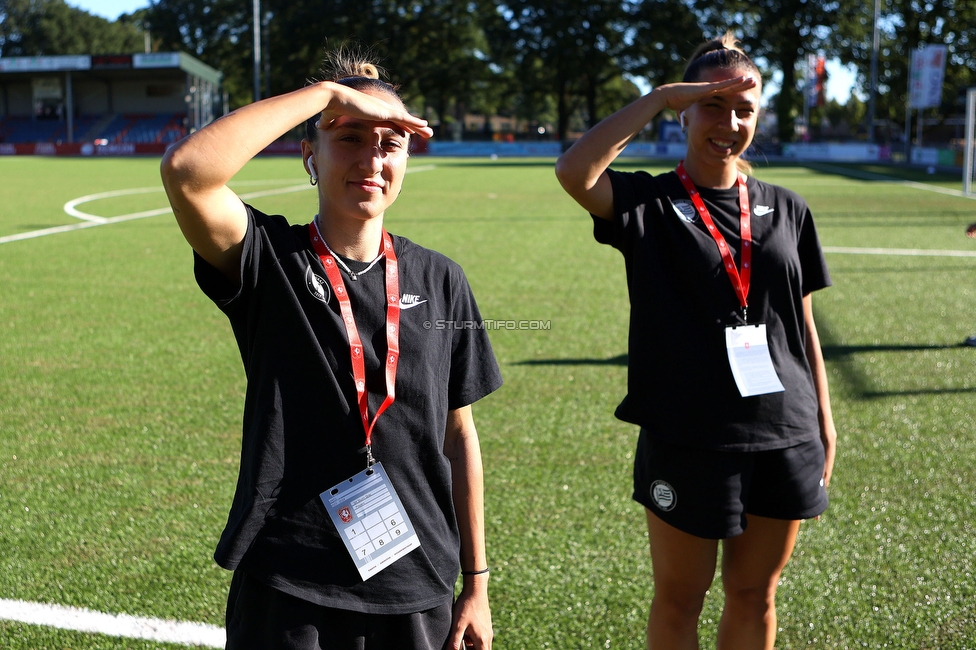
xmin=358 ymin=63 xmax=380 ymax=80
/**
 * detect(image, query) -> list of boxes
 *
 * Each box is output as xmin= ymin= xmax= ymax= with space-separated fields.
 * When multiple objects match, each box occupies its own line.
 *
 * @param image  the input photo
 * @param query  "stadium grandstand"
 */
xmin=0 ymin=52 xmax=222 ymax=156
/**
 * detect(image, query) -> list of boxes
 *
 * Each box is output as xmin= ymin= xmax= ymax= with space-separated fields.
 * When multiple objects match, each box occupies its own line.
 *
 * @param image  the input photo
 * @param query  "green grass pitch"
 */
xmin=1 ymin=155 xmax=975 ymax=648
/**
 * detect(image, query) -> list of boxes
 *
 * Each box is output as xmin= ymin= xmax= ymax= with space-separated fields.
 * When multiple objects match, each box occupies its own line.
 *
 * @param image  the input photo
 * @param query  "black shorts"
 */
xmin=225 ymin=570 xmax=453 ymax=650
xmin=633 ymin=429 xmax=829 ymax=539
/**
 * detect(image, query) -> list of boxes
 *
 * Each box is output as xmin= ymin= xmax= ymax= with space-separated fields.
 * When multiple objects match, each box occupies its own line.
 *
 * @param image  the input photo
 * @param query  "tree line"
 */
xmin=1 ymin=0 xmax=974 ymax=143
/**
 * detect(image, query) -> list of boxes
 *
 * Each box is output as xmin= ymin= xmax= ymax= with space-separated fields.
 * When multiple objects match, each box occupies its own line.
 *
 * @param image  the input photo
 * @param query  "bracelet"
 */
xmin=461 ymin=567 xmax=490 ymax=576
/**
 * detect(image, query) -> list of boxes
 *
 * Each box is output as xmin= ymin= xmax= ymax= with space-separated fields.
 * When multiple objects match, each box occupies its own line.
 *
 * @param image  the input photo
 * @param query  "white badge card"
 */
xmin=320 ymin=462 xmax=421 ymax=581
xmin=725 ymin=324 xmax=786 ymax=397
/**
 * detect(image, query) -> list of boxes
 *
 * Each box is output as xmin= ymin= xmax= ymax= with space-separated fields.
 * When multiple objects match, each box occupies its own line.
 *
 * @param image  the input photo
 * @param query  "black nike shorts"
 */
xmin=633 ymin=428 xmax=829 ymax=539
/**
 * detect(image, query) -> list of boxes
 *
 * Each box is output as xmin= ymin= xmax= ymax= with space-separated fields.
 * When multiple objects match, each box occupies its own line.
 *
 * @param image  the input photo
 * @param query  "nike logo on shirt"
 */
xmin=399 ymin=294 xmax=428 ymax=310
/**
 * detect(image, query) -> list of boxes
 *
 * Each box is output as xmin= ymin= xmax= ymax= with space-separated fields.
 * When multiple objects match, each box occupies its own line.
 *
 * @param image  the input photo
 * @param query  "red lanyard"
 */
xmin=309 ymin=221 xmax=400 ymax=465
xmin=676 ymin=161 xmax=752 ymax=321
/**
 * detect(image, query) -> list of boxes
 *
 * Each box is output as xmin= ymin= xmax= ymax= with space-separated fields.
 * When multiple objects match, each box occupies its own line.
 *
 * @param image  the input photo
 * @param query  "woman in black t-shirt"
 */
xmin=556 ymin=32 xmax=837 ymax=650
xmin=161 ymin=46 xmax=499 ymax=650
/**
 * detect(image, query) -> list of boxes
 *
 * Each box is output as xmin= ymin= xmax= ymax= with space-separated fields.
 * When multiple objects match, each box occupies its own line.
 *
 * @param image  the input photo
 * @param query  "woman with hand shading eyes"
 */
xmin=161 ymin=46 xmax=501 ymax=650
xmin=555 ymin=33 xmax=837 ymax=650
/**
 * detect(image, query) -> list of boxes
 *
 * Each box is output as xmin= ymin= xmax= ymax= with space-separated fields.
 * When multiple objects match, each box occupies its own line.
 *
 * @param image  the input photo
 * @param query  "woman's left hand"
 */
xmin=821 ymin=419 xmax=837 ymax=488
xmin=448 ymin=579 xmax=492 ymax=650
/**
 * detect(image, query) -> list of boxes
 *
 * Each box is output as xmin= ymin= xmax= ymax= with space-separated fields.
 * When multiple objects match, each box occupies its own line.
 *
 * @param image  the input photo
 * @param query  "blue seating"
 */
xmin=0 ymin=113 xmax=188 ymax=144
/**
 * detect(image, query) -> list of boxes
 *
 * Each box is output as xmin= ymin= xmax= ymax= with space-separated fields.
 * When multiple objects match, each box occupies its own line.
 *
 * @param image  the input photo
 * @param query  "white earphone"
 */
xmin=679 ymin=112 xmax=686 ymax=129
xmin=307 ymin=156 xmax=317 ymax=181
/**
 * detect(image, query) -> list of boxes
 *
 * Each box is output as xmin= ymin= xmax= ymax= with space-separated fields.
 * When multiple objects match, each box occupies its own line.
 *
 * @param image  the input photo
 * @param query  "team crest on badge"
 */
xmin=338 ymin=506 xmax=353 ymax=523
xmin=650 ymin=480 xmax=676 ymax=511
xmin=671 ymin=199 xmax=698 ymax=223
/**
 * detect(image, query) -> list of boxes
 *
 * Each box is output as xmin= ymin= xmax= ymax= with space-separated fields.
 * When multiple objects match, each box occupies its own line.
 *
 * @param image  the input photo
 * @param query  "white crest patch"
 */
xmin=305 ymin=266 xmax=330 ymax=304
xmin=671 ymin=199 xmax=698 ymax=223
xmin=650 ymin=480 xmax=677 ymax=512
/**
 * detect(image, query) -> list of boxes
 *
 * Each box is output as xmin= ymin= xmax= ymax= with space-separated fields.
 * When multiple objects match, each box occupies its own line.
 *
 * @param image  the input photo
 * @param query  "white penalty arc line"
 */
xmin=0 ymin=164 xmax=437 ymax=246
xmin=0 ymin=598 xmax=224 ymax=648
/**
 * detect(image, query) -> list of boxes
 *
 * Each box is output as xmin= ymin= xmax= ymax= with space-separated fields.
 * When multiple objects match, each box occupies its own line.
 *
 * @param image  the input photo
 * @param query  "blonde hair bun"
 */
xmin=319 ymin=44 xmax=387 ymax=82
xmin=358 ymin=63 xmax=380 ymax=80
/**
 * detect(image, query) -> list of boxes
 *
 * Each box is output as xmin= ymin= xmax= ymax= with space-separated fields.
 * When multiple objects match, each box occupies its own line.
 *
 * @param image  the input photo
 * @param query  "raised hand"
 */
xmin=317 ymin=82 xmax=434 ymax=139
xmin=654 ymin=75 xmax=759 ymax=115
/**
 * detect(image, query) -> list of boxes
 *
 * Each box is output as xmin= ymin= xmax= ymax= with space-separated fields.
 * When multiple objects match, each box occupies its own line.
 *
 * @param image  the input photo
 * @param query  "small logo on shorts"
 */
xmin=650 ymin=480 xmax=677 ymax=511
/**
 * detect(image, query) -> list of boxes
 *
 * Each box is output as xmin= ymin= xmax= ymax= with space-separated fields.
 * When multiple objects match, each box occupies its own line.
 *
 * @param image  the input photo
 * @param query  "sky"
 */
xmin=68 ymin=0 xmax=860 ymax=104
xmin=69 ymin=0 xmax=148 ymax=21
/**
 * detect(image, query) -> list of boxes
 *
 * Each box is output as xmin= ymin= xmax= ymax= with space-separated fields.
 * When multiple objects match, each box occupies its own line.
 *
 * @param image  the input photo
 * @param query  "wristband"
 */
xmin=461 ymin=567 xmax=490 ymax=576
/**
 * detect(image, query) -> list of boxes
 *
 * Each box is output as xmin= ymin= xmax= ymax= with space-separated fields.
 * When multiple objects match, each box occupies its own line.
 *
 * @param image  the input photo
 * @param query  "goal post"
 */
xmin=965 ymin=87 xmax=976 ymax=196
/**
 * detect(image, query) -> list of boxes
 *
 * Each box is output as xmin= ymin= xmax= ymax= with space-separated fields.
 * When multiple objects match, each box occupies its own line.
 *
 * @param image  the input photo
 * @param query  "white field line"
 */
xmin=807 ymin=162 xmax=976 ymax=200
xmin=824 ymin=246 xmax=976 ymax=258
xmin=0 ymin=164 xmax=437 ymax=246
xmin=800 ymin=164 xmax=976 ymax=257
xmin=0 ymin=598 xmax=224 ymax=648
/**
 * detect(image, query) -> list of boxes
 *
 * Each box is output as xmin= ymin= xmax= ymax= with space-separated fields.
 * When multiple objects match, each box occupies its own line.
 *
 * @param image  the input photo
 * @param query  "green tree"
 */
xmin=248 ymin=0 xmax=499 ymax=136
xmin=834 ymin=0 xmax=976 ymax=140
xmin=491 ymin=0 xmax=630 ymax=141
xmin=0 ymin=0 xmax=144 ymax=56
xmin=406 ymin=1 xmax=501 ymax=139
xmin=146 ymin=0 xmax=252 ymax=107
xmin=625 ymin=0 xmax=703 ymax=86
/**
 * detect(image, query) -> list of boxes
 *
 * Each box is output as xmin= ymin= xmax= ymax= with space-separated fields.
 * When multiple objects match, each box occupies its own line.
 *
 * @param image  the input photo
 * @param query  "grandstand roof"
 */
xmin=0 ymin=52 xmax=221 ymax=86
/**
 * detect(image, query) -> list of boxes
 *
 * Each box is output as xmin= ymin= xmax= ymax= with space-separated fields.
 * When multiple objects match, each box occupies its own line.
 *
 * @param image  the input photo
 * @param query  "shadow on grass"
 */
xmin=515 ymin=337 xmax=976 ymax=398
xmin=822 ymin=343 xmax=963 ymax=357
xmin=819 ymin=329 xmax=976 ymax=398
xmin=514 ymin=353 xmax=628 ymax=366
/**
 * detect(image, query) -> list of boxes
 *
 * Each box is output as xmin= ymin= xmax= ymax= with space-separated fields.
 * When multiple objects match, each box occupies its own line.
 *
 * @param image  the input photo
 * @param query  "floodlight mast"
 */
xmin=867 ymin=0 xmax=880 ymax=142
xmin=252 ymin=0 xmax=262 ymax=102
xmin=965 ymin=87 xmax=975 ymax=196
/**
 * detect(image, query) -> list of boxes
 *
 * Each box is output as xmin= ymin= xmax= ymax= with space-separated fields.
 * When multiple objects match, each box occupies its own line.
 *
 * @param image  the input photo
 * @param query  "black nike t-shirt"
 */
xmin=194 ymin=205 xmax=502 ymax=614
xmin=593 ymin=169 xmax=830 ymax=451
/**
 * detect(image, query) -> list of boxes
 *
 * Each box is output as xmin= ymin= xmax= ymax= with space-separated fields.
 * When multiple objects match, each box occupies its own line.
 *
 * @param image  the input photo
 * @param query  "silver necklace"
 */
xmin=314 ymin=215 xmax=384 ymax=281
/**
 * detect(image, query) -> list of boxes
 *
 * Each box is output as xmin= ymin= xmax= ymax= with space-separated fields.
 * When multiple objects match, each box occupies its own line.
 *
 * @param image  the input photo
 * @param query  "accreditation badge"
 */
xmin=320 ymin=462 xmax=421 ymax=581
xmin=725 ymin=323 xmax=785 ymax=397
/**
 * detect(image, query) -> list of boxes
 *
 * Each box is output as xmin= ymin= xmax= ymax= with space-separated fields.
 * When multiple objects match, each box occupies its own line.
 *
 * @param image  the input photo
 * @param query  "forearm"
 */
xmin=161 ymin=82 xmax=333 ymax=193
xmin=803 ymin=294 xmax=837 ymax=485
xmin=449 ymin=428 xmax=488 ymax=575
xmin=804 ymin=299 xmax=833 ymax=424
xmin=159 ymin=82 xmax=337 ymax=274
xmin=444 ymin=406 xmax=492 ymax=648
